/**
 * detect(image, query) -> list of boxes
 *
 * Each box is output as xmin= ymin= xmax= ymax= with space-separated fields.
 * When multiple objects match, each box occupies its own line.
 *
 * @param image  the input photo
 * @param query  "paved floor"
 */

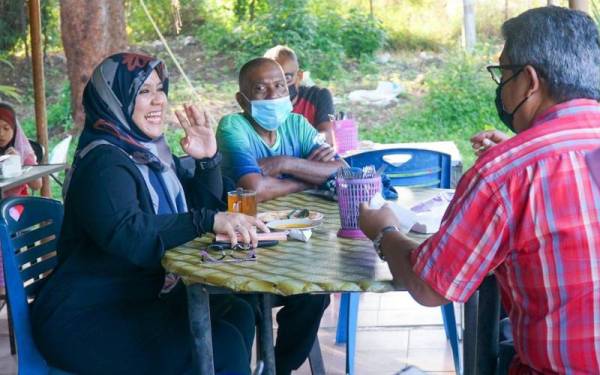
xmin=0 ymin=292 xmax=458 ymax=374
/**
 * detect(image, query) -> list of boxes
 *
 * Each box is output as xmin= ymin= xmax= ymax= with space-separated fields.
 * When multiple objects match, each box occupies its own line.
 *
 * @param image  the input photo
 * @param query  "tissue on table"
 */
xmin=369 ymin=191 xmax=454 ymax=234
xmin=0 ymin=155 xmax=22 ymax=178
xmin=410 ymin=191 xmax=453 ymax=234
xmin=288 ymin=229 xmax=312 ymax=242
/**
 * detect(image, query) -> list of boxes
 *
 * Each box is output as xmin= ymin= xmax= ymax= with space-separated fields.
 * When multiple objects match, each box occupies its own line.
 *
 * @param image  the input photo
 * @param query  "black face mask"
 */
xmin=494 ymin=70 xmax=530 ymax=133
xmin=288 ymin=84 xmax=298 ymax=102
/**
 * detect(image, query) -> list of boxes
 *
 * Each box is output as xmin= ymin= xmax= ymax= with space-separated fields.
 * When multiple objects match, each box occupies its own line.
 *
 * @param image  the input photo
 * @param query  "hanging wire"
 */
xmin=139 ymin=0 xmax=201 ymax=102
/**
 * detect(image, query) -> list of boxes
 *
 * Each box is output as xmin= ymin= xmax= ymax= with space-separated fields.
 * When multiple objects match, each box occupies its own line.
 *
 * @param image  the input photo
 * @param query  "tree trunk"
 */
xmin=547 ymin=0 xmax=558 ymax=5
xmin=569 ymin=0 xmax=590 ymax=12
xmin=59 ymin=0 xmax=128 ymax=130
xmin=463 ymin=0 xmax=476 ymax=52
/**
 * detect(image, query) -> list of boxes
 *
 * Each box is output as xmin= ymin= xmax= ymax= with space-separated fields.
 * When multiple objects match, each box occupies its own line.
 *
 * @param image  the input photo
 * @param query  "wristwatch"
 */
xmin=196 ymin=152 xmax=222 ymax=170
xmin=372 ymin=225 xmax=400 ymax=261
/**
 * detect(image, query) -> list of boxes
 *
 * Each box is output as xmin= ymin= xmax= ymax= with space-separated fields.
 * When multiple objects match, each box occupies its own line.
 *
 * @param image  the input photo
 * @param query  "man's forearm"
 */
xmin=380 ymin=231 xmax=449 ymax=307
xmin=316 ymin=121 xmax=334 ymax=146
xmin=239 ymin=174 xmax=310 ymax=203
xmin=282 ymin=159 xmax=344 ymax=185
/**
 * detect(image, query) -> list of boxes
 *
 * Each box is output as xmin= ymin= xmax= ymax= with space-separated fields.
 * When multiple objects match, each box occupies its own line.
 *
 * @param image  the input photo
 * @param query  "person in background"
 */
xmin=218 ymin=57 xmax=344 ymax=203
xmin=264 ymin=45 xmax=336 ymax=145
xmin=0 ymin=102 xmax=42 ymax=196
xmin=217 ymin=57 xmax=339 ymax=375
xmin=31 ymin=52 xmax=264 ymax=375
xmin=359 ymin=6 xmax=600 ymax=374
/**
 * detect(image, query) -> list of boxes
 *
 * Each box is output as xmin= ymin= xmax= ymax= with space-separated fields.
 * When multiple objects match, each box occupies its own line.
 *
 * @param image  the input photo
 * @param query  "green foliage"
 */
xmin=0 ymin=1 xmax=27 ymax=52
xmin=0 ymin=56 xmax=21 ymax=102
xmin=21 ymin=83 xmax=73 ymax=139
xmin=363 ymin=49 xmax=504 ymax=168
xmin=197 ymin=0 xmax=386 ymax=79
xmin=126 ymin=0 xmax=206 ymax=43
xmin=0 ymin=0 xmax=61 ymax=54
xmin=46 ymin=84 xmax=74 ymax=133
xmin=233 ymin=0 xmax=268 ymax=21
xmin=340 ymin=9 xmax=386 ymax=58
xmin=386 ymin=29 xmax=445 ymax=51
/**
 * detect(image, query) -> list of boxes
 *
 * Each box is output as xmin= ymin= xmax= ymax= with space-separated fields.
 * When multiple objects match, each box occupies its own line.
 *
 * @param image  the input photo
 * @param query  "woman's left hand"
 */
xmin=175 ymin=104 xmax=217 ymax=160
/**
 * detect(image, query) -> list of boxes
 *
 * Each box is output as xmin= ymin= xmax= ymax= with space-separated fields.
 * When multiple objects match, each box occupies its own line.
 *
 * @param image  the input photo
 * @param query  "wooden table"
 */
xmin=0 ymin=164 xmax=66 ymax=198
xmin=163 ymin=187 xmax=446 ymax=375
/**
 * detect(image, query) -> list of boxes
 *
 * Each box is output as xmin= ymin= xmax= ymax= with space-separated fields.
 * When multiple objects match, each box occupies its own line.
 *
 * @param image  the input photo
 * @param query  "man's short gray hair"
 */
xmin=502 ymin=6 xmax=600 ymax=102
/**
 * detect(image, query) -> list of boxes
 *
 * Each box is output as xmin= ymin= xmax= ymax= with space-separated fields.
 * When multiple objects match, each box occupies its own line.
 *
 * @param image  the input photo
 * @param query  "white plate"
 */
xmin=258 ymin=210 xmax=324 ymax=223
xmin=266 ymin=218 xmax=322 ymax=231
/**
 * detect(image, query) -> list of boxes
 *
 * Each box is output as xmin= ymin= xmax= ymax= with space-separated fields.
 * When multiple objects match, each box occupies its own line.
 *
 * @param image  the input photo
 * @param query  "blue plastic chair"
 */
xmin=337 ymin=148 xmax=460 ymax=375
xmin=0 ymin=197 xmax=73 ymax=374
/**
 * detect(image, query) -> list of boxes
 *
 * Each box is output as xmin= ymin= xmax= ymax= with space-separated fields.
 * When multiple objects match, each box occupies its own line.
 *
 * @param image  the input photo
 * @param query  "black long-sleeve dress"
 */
xmin=31 ymin=145 xmax=254 ymax=375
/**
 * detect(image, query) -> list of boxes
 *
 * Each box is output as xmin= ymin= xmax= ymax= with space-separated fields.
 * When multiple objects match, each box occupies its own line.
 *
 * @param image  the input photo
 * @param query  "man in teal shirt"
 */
xmin=217 ymin=57 xmax=343 ymax=202
xmin=217 ymin=58 xmax=342 ymax=375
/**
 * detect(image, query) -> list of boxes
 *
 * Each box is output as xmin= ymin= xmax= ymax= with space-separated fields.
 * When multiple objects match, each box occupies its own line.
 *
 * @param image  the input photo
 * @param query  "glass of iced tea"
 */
xmin=227 ymin=189 xmax=257 ymax=217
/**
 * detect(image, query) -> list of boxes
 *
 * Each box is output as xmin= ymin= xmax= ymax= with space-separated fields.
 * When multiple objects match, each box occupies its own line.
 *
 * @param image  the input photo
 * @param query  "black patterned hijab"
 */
xmin=69 ymin=52 xmax=187 ymax=214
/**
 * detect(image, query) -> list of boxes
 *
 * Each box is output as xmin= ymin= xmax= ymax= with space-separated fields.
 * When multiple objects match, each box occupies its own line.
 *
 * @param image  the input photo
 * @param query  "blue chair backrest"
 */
xmin=0 ymin=197 xmax=64 ymax=374
xmin=344 ymin=148 xmax=451 ymax=188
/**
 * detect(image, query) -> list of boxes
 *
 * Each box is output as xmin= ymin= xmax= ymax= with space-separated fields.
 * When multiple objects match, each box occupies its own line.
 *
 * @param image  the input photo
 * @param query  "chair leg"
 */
xmin=441 ymin=303 xmax=460 ymax=374
xmin=2 ymin=289 xmax=15 ymax=356
xmin=308 ymin=336 xmax=326 ymax=375
xmin=345 ymin=292 xmax=359 ymax=375
xmin=463 ymin=291 xmax=479 ymax=375
xmin=336 ymin=293 xmax=349 ymax=344
xmin=7 ymin=304 xmax=15 ymax=355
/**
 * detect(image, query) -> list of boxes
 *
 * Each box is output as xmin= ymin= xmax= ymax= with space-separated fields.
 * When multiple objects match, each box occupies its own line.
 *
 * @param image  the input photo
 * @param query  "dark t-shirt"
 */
xmin=293 ymin=85 xmax=334 ymax=127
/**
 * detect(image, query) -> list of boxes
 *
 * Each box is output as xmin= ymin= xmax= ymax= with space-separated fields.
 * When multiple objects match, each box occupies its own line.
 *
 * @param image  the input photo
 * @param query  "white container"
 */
xmin=0 ymin=155 xmax=22 ymax=178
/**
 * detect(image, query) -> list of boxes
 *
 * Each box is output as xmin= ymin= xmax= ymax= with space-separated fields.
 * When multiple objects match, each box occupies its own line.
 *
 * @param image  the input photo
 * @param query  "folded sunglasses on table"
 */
xmin=199 ymin=243 xmax=257 ymax=263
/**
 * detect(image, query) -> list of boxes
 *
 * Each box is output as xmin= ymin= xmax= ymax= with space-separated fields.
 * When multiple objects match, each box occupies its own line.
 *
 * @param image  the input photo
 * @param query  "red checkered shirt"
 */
xmin=411 ymin=99 xmax=600 ymax=374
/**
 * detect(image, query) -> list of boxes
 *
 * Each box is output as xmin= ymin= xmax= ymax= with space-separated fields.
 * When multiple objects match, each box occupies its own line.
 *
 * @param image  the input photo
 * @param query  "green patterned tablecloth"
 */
xmin=162 ymin=188 xmax=443 ymax=296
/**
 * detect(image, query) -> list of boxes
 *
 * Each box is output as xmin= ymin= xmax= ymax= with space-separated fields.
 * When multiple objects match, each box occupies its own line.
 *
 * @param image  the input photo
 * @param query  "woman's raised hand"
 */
xmin=174 ymin=104 xmax=218 ymax=160
xmin=212 ymin=212 xmax=270 ymax=248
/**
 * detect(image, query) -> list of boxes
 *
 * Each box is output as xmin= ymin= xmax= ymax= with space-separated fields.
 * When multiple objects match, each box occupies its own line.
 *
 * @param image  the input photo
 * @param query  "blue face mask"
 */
xmin=244 ymin=95 xmax=293 ymax=131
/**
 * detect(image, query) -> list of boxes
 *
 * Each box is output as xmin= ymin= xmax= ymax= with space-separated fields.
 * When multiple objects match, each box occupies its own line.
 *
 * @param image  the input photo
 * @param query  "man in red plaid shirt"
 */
xmin=359 ymin=6 xmax=600 ymax=375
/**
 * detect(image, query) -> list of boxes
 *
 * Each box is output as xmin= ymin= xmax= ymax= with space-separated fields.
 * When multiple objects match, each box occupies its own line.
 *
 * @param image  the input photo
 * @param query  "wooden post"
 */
xmin=569 ymin=0 xmax=590 ymax=12
xmin=27 ymin=0 xmax=50 ymax=197
xmin=463 ymin=0 xmax=476 ymax=52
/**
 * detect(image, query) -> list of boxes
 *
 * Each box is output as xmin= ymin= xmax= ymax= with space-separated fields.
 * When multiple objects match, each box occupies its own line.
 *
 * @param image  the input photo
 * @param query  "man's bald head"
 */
xmin=235 ymin=57 xmax=289 ymax=114
xmin=238 ymin=58 xmax=284 ymax=95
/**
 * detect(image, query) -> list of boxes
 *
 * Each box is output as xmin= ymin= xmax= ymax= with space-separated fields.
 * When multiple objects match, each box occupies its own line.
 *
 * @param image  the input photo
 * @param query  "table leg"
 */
xmin=259 ymin=294 xmax=276 ymax=375
xmin=187 ymin=284 xmax=214 ymax=375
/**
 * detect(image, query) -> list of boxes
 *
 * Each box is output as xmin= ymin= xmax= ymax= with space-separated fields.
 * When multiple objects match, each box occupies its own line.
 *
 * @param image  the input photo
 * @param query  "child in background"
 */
xmin=0 ymin=103 xmax=42 ymax=196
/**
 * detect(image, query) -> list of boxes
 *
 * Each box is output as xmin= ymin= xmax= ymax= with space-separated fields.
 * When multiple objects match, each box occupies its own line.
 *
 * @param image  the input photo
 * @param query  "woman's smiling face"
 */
xmin=132 ymin=70 xmax=167 ymax=139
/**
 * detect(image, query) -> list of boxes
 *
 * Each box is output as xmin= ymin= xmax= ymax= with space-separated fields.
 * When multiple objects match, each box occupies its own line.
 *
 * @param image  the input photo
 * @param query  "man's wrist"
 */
xmin=373 ymin=225 xmax=400 ymax=260
xmin=278 ymin=155 xmax=295 ymax=175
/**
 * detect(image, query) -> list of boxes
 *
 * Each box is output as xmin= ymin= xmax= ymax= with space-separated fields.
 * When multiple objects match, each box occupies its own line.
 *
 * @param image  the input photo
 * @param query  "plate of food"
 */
xmin=266 ymin=218 xmax=322 ymax=232
xmin=257 ymin=208 xmax=324 ymax=223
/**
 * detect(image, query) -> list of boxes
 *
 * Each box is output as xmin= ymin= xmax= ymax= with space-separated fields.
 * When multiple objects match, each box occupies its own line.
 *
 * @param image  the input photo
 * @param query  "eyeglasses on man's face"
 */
xmin=284 ymin=71 xmax=298 ymax=85
xmin=486 ymin=64 xmax=525 ymax=85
